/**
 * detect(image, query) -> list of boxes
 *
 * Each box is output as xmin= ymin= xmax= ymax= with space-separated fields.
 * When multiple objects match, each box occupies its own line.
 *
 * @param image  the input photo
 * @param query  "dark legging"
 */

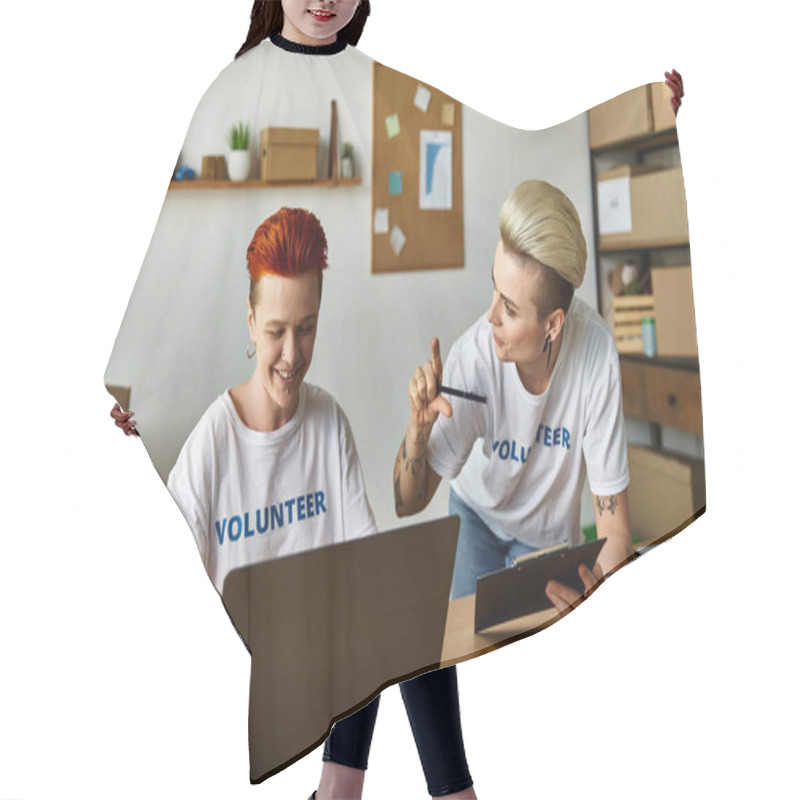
xmin=323 ymin=665 xmax=473 ymax=797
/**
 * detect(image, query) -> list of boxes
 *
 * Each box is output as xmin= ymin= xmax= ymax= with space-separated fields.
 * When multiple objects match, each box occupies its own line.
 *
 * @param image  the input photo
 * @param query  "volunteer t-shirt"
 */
xmin=428 ymin=298 xmax=629 ymax=548
xmin=167 ymin=383 xmax=377 ymax=593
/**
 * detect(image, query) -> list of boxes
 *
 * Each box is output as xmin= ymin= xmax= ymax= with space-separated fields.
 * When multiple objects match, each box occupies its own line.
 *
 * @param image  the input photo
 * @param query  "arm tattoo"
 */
xmin=401 ymin=437 xmax=425 ymax=477
xmin=394 ymin=474 xmax=403 ymax=509
xmin=595 ymin=495 xmax=619 ymax=516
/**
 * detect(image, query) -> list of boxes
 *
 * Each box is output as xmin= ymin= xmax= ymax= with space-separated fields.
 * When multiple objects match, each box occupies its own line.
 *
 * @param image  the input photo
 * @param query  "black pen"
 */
xmin=437 ymin=383 xmax=488 ymax=404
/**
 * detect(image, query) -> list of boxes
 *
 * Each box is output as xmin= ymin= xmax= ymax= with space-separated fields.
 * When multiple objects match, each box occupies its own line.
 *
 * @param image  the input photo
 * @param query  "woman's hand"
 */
xmin=665 ymin=69 xmax=684 ymax=115
xmin=110 ymin=403 xmax=139 ymax=437
xmin=545 ymin=562 xmax=603 ymax=615
xmin=408 ymin=338 xmax=453 ymax=435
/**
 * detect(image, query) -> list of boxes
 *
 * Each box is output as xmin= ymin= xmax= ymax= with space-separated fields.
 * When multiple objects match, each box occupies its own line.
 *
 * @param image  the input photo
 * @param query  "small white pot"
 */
xmin=341 ymin=155 xmax=354 ymax=180
xmin=227 ymin=150 xmax=251 ymax=181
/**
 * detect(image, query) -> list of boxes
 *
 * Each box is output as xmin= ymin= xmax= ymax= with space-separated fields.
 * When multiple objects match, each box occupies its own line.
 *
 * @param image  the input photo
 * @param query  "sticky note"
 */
xmin=385 ymin=113 xmax=401 ymax=138
xmin=390 ymin=225 xmax=406 ymax=256
xmin=374 ymin=208 xmax=389 ymax=234
xmin=389 ymin=171 xmax=403 ymax=196
xmin=414 ymin=85 xmax=432 ymax=113
xmin=442 ymin=103 xmax=456 ymax=126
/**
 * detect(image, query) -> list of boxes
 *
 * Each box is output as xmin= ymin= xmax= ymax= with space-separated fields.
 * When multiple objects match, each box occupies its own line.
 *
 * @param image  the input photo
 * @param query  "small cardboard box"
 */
xmin=260 ymin=127 xmax=320 ymax=181
xmin=589 ymin=85 xmax=652 ymax=149
xmin=598 ymin=165 xmax=689 ymax=249
xmin=627 ymin=445 xmax=706 ymax=543
xmin=650 ymin=81 xmax=677 ymax=133
xmin=652 ymin=266 xmax=698 ymax=358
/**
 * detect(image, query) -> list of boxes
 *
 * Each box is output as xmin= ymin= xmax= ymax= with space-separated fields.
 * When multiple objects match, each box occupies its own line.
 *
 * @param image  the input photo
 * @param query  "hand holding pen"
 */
xmin=409 ymin=338 xmax=453 ymax=432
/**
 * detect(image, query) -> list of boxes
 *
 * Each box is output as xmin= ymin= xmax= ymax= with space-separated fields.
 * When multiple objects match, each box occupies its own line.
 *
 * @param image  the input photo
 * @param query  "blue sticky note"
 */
xmin=389 ymin=171 xmax=403 ymax=196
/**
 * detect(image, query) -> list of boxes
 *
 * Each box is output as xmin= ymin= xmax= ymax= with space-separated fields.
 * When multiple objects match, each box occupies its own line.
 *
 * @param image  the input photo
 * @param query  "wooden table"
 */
xmin=439 ymin=593 xmax=561 ymax=668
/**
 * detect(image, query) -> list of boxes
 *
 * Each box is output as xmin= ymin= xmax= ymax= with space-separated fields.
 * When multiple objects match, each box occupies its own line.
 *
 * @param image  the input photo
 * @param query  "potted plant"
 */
xmin=226 ymin=122 xmax=251 ymax=181
xmin=341 ymin=141 xmax=355 ymax=179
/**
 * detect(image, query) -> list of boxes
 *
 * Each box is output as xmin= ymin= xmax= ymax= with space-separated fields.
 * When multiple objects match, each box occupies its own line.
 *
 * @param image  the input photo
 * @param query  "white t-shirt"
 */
xmin=167 ymin=383 xmax=377 ymax=593
xmin=428 ymin=298 xmax=629 ymax=548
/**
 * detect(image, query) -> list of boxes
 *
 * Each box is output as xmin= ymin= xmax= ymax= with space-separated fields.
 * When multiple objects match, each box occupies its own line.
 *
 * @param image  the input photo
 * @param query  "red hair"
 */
xmin=247 ymin=207 xmax=328 ymax=305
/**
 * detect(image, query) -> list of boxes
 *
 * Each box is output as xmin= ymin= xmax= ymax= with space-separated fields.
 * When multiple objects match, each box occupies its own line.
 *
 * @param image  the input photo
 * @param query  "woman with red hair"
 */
xmin=166 ymin=206 xmax=376 ymax=593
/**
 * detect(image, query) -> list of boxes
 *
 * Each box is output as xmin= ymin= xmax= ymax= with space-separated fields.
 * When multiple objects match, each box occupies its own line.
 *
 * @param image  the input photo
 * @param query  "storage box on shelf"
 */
xmin=260 ymin=127 xmax=320 ymax=181
xmin=627 ymin=444 xmax=705 ymax=543
xmin=652 ymin=265 xmax=698 ymax=358
xmin=588 ymin=82 xmax=677 ymax=149
xmin=597 ymin=164 xmax=689 ymax=250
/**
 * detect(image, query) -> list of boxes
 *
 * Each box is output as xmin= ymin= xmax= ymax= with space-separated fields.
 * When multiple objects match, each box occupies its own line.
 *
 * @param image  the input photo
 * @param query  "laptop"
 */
xmin=222 ymin=515 xmax=460 ymax=783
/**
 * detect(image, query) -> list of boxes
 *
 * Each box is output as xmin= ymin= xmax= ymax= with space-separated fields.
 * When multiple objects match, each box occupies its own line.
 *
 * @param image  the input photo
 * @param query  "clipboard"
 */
xmin=474 ymin=538 xmax=607 ymax=632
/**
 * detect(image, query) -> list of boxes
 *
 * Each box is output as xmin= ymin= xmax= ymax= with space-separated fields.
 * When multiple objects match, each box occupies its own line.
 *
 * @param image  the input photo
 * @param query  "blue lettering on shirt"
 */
xmin=494 ymin=425 xmax=571 ymax=462
xmin=213 ymin=490 xmax=328 ymax=547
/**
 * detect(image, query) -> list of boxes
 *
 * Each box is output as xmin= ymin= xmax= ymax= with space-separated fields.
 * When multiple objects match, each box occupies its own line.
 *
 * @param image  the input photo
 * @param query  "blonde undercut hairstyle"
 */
xmin=499 ymin=180 xmax=588 ymax=319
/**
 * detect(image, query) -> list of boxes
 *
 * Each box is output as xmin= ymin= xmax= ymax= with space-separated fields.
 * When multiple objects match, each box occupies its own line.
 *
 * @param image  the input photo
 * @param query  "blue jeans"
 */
xmin=449 ymin=488 xmax=537 ymax=599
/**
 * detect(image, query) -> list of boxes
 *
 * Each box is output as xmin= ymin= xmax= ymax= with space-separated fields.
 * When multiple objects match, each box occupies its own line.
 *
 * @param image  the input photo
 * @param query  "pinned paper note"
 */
xmin=385 ymin=113 xmax=401 ymax=138
xmin=414 ymin=85 xmax=432 ymax=113
xmin=420 ymin=130 xmax=453 ymax=210
xmin=374 ymin=208 xmax=390 ymax=234
xmin=390 ymin=225 xmax=406 ymax=256
xmin=389 ymin=171 xmax=403 ymax=196
xmin=442 ymin=103 xmax=455 ymax=126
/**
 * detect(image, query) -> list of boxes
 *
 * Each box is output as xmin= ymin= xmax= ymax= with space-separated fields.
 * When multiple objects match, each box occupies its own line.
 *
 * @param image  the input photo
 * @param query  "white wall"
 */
xmin=104 ymin=52 xmax=595 ymax=533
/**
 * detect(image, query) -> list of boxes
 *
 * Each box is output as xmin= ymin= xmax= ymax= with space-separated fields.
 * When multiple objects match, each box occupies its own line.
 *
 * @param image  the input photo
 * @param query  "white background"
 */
xmin=1 ymin=1 xmax=797 ymax=798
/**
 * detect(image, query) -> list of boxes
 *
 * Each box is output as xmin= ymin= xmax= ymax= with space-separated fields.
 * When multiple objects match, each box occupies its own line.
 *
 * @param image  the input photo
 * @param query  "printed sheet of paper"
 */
xmin=419 ymin=130 xmax=453 ymax=210
xmin=389 ymin=171 xmax=403 ymax=195
xmin=442 ymin=103 xmax=455 ymax=126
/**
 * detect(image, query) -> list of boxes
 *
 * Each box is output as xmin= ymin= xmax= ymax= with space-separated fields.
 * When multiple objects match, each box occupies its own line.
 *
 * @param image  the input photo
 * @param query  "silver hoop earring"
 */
xmin=246 ymin=342 xmax=256 ymax=360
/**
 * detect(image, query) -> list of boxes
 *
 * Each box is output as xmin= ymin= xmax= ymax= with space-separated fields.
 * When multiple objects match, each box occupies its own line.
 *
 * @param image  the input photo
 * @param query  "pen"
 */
xmin=437 ymin=384 xmax=488 ymax=404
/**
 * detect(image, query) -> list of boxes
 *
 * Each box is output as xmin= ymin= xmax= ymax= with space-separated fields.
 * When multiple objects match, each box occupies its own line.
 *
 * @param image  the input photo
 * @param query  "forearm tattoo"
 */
xmin=595 ymin=495 xmax=619 ymax=516
xmin=401 ymin=437 xmax=425 ymax=477
xmin=394 ymin=474 xmax=403 ymax=509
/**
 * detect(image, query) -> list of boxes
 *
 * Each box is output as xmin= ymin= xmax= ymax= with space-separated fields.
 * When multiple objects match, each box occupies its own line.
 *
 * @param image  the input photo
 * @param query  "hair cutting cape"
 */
xmin=105 ymin=35 xmax=702 ymax=782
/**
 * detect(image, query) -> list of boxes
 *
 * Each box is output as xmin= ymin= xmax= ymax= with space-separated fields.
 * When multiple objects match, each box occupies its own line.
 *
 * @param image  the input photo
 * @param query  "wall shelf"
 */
xmin=168 ymin=177 xmax=362 ymax=191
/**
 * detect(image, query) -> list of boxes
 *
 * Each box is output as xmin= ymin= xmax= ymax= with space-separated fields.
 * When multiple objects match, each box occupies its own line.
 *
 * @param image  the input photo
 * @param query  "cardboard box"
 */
xmin=652 ymin=266 xmax=698 ymax=358
xmin=627 ymin=445 xmax=705 ymax=543
xmin=598 ymin=165 xmax=689 ymax=249
xmin=650 ymin=81 xmax=677 ymax=133
xmin=589 ymin=85 xmax=652 ymax=149
xmin=260 ymin=127 xmax=320 ymax=181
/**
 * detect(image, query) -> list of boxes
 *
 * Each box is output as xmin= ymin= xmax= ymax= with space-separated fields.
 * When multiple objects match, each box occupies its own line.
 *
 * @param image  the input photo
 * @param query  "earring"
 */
xmin=246 ymin=342 xmax=256 ymax=359
xmin=543 ymin=334 xmax=552 ymax=369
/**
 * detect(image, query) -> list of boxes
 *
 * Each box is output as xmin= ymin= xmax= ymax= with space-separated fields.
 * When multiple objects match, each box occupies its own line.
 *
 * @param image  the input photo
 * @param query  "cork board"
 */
xmin=372 ymin=62 xmax=464 ymax=273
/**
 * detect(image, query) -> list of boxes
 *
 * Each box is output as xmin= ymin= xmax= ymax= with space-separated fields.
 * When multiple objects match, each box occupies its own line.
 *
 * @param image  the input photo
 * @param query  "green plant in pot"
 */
xmin=341 ymin=141 xmax=355 ymax=180
xmin=226 ymin=122 xmax=251 ymax=181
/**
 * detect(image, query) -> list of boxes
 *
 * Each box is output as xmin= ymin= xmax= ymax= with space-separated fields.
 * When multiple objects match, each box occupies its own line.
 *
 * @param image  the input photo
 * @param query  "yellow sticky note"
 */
xmin=385 ymin=113 xmax=401 ymax=138
xmin=442 ymin=103 xmax=455 ymax=127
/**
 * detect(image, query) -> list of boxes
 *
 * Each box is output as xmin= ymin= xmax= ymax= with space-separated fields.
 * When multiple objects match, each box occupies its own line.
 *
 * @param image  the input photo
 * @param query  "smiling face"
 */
xmin=247 ymin=270 xmax=321 ymax=429
xmin=280 ymin=0 xmax=361 ymax=46
xmin=487 ymin=240 xmax=563 ymax=381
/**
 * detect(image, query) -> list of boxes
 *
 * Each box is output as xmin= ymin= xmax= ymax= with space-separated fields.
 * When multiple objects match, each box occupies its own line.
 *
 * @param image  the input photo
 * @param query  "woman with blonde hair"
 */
xmin=394 ymin=179 xmax=634 ymax=611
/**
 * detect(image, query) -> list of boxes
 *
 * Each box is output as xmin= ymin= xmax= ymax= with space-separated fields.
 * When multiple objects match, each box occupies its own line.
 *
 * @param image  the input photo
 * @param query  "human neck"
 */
xmin=231 ymin=378 xmax=300 ymax=433
xmin=516 ymin=334 xmax=563 ymax=396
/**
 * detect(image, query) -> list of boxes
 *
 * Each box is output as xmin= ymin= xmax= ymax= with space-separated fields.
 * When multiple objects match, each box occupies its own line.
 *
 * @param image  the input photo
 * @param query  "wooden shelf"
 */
xmin=598 ymin=238 xmax=690 ymax=253
xmin=621 ymin=353 xmax=699 ymax=372
xmin=168 ymin=177 xmax=362 ymax=190
xmin=591 ymin=128 xmax=678 ymax=156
